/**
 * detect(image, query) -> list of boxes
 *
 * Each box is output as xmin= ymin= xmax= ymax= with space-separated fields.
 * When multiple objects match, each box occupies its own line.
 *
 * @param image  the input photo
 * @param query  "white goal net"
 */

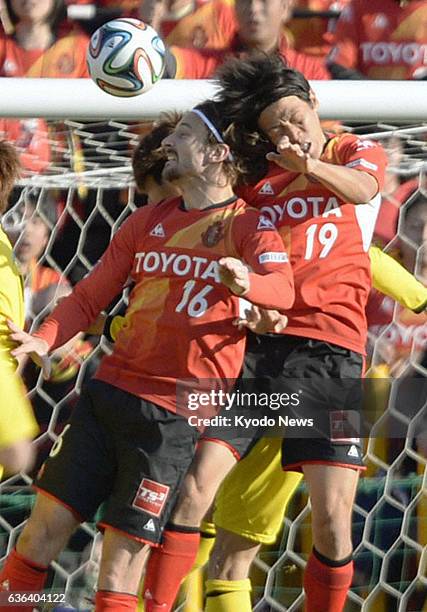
xmin=0 ymin=79 xmax=426 ymax=612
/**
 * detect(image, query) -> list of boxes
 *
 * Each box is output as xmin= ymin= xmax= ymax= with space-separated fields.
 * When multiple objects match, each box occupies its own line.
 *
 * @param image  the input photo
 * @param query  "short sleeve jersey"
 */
xmin=36 ymin=197 xmax=294 ymax=414
xmin=239 ymin=133 xmax=387 ymax=355
xmin=328 ymin=0 xmax=427 ymax=79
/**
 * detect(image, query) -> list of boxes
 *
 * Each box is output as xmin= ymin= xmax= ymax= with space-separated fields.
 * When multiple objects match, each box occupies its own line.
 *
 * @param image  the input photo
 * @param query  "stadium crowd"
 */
xmin=0 ymin=0 xmax=426 ymax=611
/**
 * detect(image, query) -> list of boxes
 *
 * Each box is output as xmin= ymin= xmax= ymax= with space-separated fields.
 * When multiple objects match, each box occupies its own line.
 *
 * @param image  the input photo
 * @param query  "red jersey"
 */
xmin=239 ymin=133 xmax=387 ymax=355
xmin=0 ymin=28 xmax=89 ymax=77
xmin=328 ymin=0 xmax=427 ymax=79
xmin=35 ymin=197 xmax=294 ymax=414
xmin=172 ymin=34 xmax=330 ymax=79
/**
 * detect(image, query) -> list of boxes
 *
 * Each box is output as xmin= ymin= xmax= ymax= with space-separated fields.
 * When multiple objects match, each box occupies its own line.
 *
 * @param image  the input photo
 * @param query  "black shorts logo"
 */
xmin=132 ymin=478 xmax=170 ymax=517
xmin=329 ymin=410 xmax=360 ymax=444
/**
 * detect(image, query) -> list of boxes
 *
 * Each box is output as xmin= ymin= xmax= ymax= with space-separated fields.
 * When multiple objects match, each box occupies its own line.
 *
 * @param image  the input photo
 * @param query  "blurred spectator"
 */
xmin=7 ymin=191 xmax=70 ymax=322
xmin=64 ymin=0 xmax=141 ymax=34
xmin=0 ymin=0 xmax=89 ymax=77
xmin=159 ymin=0 xmax=237 ymax=47
xmin=400 ymin=191 xmax=427 ymax=282
xmin=0 ymin=1 xmax=90 ymax=175
xmin=164 ymin=0 xmax=344 ymax=57
xmin=374 ymin=135 xmax=419 ymax=246
xmin=0 ymin=118 xmax=50 ymax=174
xmin=327 ymin=0 xmax=427 ymax=79
xmin=286 ymin=0 xmax=349 ymax=58
xmin=375 ymin=177 xmax=418 ymax=246
xmin=169 ymin=0 xmax=330 ymax=78
xmin=368 ymin=190 xmax=427 ymax=375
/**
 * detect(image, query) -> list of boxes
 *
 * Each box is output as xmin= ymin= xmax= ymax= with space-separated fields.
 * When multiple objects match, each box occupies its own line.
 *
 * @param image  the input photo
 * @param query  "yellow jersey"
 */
xmin=0 ymin=225 xmax=38 ymax=450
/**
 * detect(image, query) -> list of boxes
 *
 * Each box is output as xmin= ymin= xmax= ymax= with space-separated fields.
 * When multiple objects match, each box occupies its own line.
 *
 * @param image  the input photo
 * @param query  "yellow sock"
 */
xmin=195 ymin=522 xmax=216 ymax=568
xmin=205 ymin=578 xmax=251 ymax=612
xmin=181 ymin=523 xmax=216 ymax=612
xmin=200 ymin=520 xmax=216 ymax=538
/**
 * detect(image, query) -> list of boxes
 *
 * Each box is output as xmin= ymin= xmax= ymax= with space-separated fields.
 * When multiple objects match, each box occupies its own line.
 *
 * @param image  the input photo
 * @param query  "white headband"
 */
xmin=192 ymin=108 xmax=234 ymax=161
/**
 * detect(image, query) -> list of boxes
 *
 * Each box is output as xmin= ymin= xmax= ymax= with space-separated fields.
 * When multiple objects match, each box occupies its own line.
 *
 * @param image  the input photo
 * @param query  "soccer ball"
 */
xmin=87 ymin=18 xmax=166 ymax=97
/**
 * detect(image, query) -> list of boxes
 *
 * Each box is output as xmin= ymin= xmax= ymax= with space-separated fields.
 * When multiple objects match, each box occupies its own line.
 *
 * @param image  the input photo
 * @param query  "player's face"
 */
xmin=161 ymin=112 xmax=209 ymax=183
xmin=235 ymin=0 xmax=293 ymax=50
xmin=11 ymin=0 xmax=55 ymax=24
xmin=258 ymin=95 xmax=325 ymax=159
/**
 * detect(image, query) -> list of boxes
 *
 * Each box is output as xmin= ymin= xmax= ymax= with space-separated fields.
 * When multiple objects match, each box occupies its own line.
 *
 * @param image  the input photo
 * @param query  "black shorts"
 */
xmin=201 ymin=363 xmax=265 ymax=461
xmin=36 ymin=379 xmax=198 ymax=545
xmin=242 ymin=333 xmax=365 ymax=471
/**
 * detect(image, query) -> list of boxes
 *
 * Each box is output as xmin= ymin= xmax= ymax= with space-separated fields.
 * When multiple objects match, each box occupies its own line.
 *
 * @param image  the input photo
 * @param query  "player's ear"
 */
xmin=207 ymin=143 xmax=231 ymax=163
xmin=309 ymin=89 xmax=319 ymax=110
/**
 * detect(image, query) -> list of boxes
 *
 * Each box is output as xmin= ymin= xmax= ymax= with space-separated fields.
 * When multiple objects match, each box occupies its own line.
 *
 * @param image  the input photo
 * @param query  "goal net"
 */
xmin=0 ymin=79 xmax=426 ymax=612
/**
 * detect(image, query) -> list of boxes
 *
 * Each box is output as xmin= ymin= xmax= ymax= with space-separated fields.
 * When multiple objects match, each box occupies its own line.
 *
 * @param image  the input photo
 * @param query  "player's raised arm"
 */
xmin=266 ymin=134 xmax=386 ymax=204
xmin=13 ymin=208 xmax=149 ymax=355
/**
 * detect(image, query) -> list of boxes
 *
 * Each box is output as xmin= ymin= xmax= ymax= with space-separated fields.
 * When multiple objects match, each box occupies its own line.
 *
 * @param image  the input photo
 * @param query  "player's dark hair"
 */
xmin=5 ymin=0 xmax=66 ymax=31
xmin=132 ymin=116 xmax=181 ymax=192
xmin=217 ymin=54 xmax=312 ymax=130
xmin=0 ymin=141 xmax=21 ymax=214
xmin=213 ymin=55 xmax=313 ymax=183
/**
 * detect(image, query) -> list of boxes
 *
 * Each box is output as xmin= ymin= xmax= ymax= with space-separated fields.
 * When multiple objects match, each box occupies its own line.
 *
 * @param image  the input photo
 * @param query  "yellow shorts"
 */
xmin=213 ymin=437 xmax=303 ymax=544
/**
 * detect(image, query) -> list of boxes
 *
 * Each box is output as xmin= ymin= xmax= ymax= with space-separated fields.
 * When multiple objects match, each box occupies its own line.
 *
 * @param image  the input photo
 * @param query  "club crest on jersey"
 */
xmin=150 ymin=223 xmax=165 ymax=238
xmin=257 ymin=215 xmax=275 ymax=230
xmin=133 ymin=478 xmax=170 ymax=517
xmin=202 ymin=221 xmax=224 ymax=247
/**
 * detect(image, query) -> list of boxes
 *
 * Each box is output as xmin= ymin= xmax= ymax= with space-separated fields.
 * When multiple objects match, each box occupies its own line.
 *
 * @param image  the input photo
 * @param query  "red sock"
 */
xmin=0 ymin=549 xmax=48 ymax=612
xmin=304 ymin=549 xmax=353 ymax=612
xmin=95 ymin=591 xmax=138 ymax=611
xmin=143 ymin=526 xmax=200 ymax=612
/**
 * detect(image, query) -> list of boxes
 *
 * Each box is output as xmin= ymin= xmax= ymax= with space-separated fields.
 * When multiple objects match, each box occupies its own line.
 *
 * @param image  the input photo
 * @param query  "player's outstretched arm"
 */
xmin=369 ymin=246 xmax=427 ymax=312
xmin=8 ymin=320 xmax=51 ymax=379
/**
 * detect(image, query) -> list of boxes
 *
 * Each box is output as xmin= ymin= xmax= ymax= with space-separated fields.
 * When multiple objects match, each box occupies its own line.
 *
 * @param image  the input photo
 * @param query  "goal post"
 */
xmin=0 ymin=78 xmax=426 ymax=121
xmin=0 ymin=79 xmax=426 ymax=612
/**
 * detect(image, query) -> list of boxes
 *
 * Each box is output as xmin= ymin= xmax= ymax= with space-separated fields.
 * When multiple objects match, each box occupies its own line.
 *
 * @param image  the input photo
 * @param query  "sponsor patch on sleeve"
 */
xmin=346 ymin=158 xmax=378 ymax=171
xmin=258 ymin=252 xmax=289 ymax=264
